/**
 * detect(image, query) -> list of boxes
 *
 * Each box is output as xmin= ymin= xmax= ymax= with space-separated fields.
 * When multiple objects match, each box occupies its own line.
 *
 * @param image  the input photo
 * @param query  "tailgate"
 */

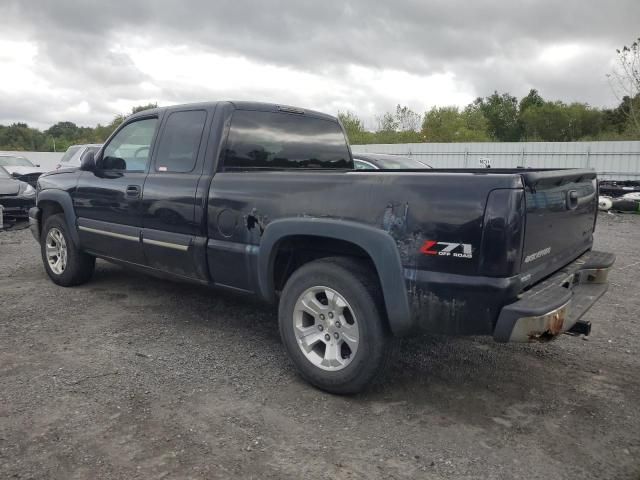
xmin=520 ymin=169 xmax=597 ymax=283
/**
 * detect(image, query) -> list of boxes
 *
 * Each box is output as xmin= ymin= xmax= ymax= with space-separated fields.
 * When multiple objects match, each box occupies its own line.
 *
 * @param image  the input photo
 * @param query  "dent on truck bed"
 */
xmin=382 ymin=202 xmax=409 ymax=234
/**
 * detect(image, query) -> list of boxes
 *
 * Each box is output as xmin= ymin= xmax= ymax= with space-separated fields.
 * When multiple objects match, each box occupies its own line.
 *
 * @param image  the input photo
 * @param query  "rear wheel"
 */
xmin=278 ymin=257 xmax=391 ymax=394
xmin=41 ymin=213 xmax=95 ymax=286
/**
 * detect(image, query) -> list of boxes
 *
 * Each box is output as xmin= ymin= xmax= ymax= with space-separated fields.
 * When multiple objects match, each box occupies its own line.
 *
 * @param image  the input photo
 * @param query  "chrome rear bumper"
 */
xmin=494 ymin=250 xmax=615 ymax=342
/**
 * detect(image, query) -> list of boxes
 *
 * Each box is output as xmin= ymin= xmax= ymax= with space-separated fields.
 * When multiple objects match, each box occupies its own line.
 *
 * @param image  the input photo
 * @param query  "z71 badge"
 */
xmin=420 ymin=240 xmax=473 ymax=259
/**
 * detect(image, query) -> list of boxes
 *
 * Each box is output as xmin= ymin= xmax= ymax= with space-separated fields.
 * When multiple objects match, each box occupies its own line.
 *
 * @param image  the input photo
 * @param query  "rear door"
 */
xmin=74 ymin=116 xmax=159 ymax=265
xmin=140 ymin=108 xmax=210 ymax=279
xmin=520 ymin=169 xmax=598 ymax=282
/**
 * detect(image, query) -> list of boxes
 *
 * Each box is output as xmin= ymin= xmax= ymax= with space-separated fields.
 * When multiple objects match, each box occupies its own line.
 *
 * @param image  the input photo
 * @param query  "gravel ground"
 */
xmin=1 ymin=214 xmax=639 ymax=480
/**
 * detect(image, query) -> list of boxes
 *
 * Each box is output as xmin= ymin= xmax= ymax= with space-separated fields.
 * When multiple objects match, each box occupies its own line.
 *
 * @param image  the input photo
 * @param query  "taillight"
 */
xmin=478 ymin=189 xmax=525 ymax=277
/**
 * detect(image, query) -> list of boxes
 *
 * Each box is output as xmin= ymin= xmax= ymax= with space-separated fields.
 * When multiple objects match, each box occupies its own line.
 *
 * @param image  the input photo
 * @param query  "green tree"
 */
xmin=337 ymin=111 xmax=376 ymax=145
xmin=566 ymin=103 xmax=603 ymax=139
xmin=520 ymin=101 xmax=571 ymax=141
xmin=421 ymin=105 xmax=490 ymax=142
xmin=0 ymin=123 xmax=49 ymax=151
xmin=603 ymin=96 xmax=635 ymax=134
xmin=475 ymin=91 xmax=521 ymax=141
xmin=375 ymin=112 xmax=399 ymax=133
xmin=607 ymin=37 xmax=640 ymax=136
xmin=394 ymin=104 xmax=421 ymax=132
xmin=519 ymin=89 xmax=545 ymax=113
xmin=131 ymin=102 xmax=158 ymax=114
xmin=45 ymin=121 xmax=79 ymax=139
xmin=520 ymin=100 xmax=605 ymax=141
xmin=337 ymin=111 xmax=364 ymax=136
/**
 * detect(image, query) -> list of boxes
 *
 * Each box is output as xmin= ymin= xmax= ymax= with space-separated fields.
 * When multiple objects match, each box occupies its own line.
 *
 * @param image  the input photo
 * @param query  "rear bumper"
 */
xmin=493 ymin=250 xmax=615 ymax=342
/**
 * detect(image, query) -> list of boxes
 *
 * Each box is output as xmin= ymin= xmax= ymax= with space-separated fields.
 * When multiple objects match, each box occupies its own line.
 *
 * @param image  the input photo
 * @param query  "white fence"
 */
xmin=352 ymin=141 xmax=640 ymax=180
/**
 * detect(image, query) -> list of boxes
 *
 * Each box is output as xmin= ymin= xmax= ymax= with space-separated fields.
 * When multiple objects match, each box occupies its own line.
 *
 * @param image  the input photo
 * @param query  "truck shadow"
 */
xmin=87 ymin=260 xmax=594 ymax=428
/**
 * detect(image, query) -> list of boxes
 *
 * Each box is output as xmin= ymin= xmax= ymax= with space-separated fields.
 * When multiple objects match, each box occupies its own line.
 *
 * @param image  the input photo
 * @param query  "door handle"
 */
xmin=566 ymin=190 xmax=578 ymax=210
xmin=126 ymin=185 xmax=141 ymax=198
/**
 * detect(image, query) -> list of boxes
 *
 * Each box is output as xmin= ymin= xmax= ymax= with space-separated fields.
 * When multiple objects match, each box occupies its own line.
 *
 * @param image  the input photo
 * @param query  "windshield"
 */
xmin=0 ymin=156 xmax=35 ymax=167
xmin=59 ymin=146 xmax=81 ymax=163
xmin=0 ymin=166 xmax=10 ymax=178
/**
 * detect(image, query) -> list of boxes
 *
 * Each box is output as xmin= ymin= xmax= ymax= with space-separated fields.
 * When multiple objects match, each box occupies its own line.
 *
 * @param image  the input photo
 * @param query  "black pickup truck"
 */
xmin=29 ymin=101 xmax=614 ymax=393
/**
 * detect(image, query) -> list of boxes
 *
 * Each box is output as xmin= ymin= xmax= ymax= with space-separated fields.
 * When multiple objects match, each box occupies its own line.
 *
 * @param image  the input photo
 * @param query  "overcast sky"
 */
xmin=0 ymin=1 xmax=638 ymax=129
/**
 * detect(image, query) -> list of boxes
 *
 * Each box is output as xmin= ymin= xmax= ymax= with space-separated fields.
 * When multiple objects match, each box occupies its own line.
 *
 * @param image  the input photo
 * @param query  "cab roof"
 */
xmin=128 ymin=101 xmax=337 ymax=123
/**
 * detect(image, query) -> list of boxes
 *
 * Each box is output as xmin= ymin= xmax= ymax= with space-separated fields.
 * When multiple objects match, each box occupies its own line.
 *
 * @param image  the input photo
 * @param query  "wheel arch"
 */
xmin=258 ymin=217 xmax=412 ymax=336
xmin=37 ymin=189 xmax=79 ymax=244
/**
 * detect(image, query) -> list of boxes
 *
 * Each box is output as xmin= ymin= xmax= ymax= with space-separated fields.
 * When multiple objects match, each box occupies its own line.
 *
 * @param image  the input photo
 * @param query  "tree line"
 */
xmin=339 ymin=90 xmax=639 ymax=145
xmin=1 ymin=93 xmax=637 ymax=152
xmin=1 ymin=37 xmax=638 ymax=150
xmin=0 ymin=104 xmax=157 ymax=153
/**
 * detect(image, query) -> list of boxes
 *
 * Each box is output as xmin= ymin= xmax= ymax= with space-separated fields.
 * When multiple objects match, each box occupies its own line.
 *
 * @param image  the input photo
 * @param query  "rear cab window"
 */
xmin=222 ymin=110 xmax=352 ymax=170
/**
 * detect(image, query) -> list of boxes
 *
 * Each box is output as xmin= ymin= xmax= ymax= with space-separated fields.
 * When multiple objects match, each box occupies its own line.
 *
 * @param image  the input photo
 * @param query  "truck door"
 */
xmin=140 ymin=108 xmax=210 ymax=280
xmin=74 ymin=116 xmax=159 ymax=265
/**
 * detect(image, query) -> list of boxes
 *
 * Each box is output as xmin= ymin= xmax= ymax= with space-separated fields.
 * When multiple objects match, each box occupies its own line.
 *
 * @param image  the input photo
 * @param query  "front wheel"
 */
xmin=278 ymin=257 xmax=391 ymax=394
xmin=40 ymin=213 xmax=95 ymax=286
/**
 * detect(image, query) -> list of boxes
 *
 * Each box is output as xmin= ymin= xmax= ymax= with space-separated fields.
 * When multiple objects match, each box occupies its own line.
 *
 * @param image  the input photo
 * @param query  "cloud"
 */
xmin=0 ymin=0 xmax=638 ymax=128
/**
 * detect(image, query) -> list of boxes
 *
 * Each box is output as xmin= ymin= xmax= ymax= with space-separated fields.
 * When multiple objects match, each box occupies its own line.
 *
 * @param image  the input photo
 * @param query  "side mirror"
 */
xmin=35 ymin=164 xmax=40 ymax=167
xmin=80 ymin=151 xmax=96 ymax=171
xmin=11 ymin=172 xmax=20 ymax=178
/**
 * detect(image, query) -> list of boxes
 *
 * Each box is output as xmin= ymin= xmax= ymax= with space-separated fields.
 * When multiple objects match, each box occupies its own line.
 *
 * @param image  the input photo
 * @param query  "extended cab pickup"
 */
xmin=29 ymin=101 xmax=615 ymax=393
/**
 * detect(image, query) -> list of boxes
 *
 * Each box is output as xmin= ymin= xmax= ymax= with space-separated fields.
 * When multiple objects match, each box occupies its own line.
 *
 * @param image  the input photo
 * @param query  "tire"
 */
xmin=40 ymin=213 xmax=95 ymax=286
xmin=278 ymin=257 xmax=391 ymax=394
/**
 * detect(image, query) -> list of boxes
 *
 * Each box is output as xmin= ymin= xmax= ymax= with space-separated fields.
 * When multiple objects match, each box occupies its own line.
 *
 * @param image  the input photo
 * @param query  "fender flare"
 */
xmin=257 ymin=217 xmax=412 ymax=335
xmin=37 ymin=189 xmax=80 ymax=244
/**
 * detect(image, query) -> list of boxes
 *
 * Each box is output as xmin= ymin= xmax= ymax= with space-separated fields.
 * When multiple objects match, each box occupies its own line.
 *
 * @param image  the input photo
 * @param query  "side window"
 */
xmin=102 ymin=118 xmax=158 ymax=172
xmin=223 ymin=111 xmax=352 ymax=169
xmin=155 ymin=110 xmax=207 ymax=173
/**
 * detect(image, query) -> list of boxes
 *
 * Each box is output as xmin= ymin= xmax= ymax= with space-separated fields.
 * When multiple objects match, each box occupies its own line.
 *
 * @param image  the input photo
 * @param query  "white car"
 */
xmin=55 ymin=144 xmax=102 ymax=170
xmin=0 ymin=154 xmax=45 ymax=187
xmin=352 ymin=153 xmax=431 ymax=170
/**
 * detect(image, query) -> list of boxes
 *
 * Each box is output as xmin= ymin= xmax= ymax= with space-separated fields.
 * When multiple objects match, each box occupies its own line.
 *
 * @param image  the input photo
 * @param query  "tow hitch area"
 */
xmin=566 ymin=320 xmax=592 ymax=336
xmin=494 ymin=250 xmax=615 ymax=342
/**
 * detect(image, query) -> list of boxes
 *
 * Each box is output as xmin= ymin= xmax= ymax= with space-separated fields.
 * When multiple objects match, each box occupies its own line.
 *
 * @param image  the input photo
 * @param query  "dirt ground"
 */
xmin=1 ymin=214 xmax=639 ymax=480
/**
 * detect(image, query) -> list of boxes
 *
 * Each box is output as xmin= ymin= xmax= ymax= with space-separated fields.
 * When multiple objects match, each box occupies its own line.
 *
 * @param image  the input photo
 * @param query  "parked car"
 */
xmin=353 ymin=152 xmax=431 ymax=169
xmin=598 ymin=180 xmax=640 ymax=198
xmin=0 ymin=154 xmax=45 ymax=187
xmin=55 ymin=144 xmax=102 ymax=170
xmin=29 ymin=101 xmax=614 ymax=394
xmin=0 ymin=165 xmax=36 ymax=220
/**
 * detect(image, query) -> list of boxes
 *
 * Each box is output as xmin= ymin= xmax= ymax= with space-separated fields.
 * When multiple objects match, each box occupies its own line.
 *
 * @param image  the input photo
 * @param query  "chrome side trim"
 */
xmin=142 ymin=237 xmax=189 ymax=251
xmin=78 ymin=225 xmax=139 ymax=242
